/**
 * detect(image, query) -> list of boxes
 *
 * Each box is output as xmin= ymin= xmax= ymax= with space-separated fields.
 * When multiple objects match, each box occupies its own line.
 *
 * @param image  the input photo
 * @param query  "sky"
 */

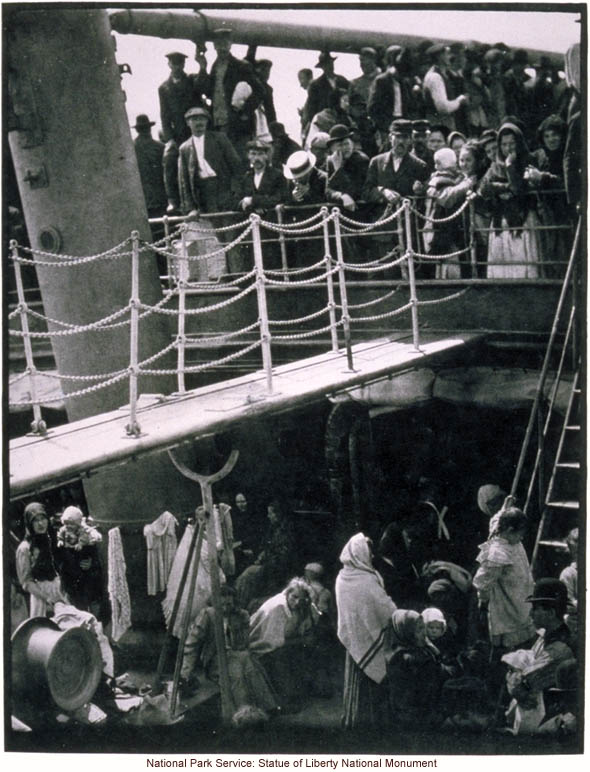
xmin=115 ymin=4 xmax=582 ymax=143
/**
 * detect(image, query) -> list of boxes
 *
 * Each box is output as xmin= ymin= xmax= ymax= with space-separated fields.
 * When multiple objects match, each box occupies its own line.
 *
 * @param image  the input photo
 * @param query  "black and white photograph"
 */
xmin=3 ymin=1 xmax=585 ymax=762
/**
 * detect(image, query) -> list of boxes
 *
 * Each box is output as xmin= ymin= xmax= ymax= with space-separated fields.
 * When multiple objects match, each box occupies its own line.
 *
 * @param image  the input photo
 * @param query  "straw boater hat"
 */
xmin=283 ymin=150 xmax=316 ymax=180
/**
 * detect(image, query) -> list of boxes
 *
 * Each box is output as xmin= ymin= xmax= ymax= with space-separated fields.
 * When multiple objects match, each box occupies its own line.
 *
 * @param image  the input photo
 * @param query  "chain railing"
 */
xmin=10 ymin=192 xmax=565 ymax=437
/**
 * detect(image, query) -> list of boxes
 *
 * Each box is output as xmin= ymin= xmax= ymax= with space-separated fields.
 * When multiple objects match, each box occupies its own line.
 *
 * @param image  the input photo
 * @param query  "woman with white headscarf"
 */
xmin=335 ymin=532 xmax=396 ymax=729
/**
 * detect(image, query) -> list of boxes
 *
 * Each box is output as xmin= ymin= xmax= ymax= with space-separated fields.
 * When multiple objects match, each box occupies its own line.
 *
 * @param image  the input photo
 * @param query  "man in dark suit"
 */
xmin=158 ymin=51 xmax=208 ymax=213
xmin=325 ymin=124 xmax=369 ymax=210
xmin=199 ymin=28 xmax=264 ymax=164
xmin=368 ymin=46 xmax=413 ymax=152
xmin=363 ymin=119 xmax=429 ymax=272
xmin=132 ymin=114 xmax=167 ymax=266
xmin=178 ymin=105 xmax=241 ymax=216
xmin=303 ymin=51 xmax=349 ymax=141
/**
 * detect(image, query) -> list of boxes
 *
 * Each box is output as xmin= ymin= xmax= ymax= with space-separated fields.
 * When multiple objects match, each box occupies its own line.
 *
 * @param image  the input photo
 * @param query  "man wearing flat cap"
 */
xmin=368 ymin=45 xmax=413 ymax=150
xmin=423 ymin=43 xmax=469 ymax=130
xmin=302 ymin=51 xmax=349 ymax=142
xmin=348 ymin=47 xmax=381 ymax=117
xmin=411 ymin=120 xmax=434 ymax=173
xmin=159 ymin=51 xmax=209 ymax=213
xmin=197 ymin=28 xmax=264 ymax=163
xmin=178 ymin=105 xmax=241 ymax=219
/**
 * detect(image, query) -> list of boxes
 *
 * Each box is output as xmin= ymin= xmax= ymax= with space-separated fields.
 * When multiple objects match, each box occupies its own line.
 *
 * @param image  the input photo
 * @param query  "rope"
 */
xmin=146 ymin=226 xmax=184 ymax=247
xmin=137 ymin=340 xmax=179 ymax=367
xmin=412 ymin=245 xmax=473 ymax=260
xmin=17 ymin=238 xmax=131 ymax=261
xmin=37 ymin=367 xmax=128 ymax=382
xmin=8 ymin=307 xmax=22 ymax=320
xmin=346 ymin=287 xmax=401 ymax=310
xmin=409 ymin=195 xmax=472 ymax=223
xmin=351 ymin=301 xmax=413 ymax=323
xmin=273 ymin=320 xmax=343 ymax=341
xmin=269 ymin=305 xmax=330 ymax=326
xmin=337 ymin=202 xmax=406 ymax=233
xmin=9 ymin=371 xmax=29 ymax=386
xmin=265 ymin=265 xmax=339 ymax=286
xmin=8 ymin=305 xmax=132 ymax=337
xmin=262 ymin=210 xmax=326 ymax=229
xmin=148 ymin=223 xmax=254 ymax=261
xmin=264 ymin=257 xmax=328 ymax=277
xmin=171 ymin=218 xmax=250 ymax=235
xmin=137 ymin=282 xmax=256 ymax=315
xmin=417 ymin=287 xmax=471 ymax=306
xmin=9 ymin=370 xmax=129 ymax=406
xmin=259 ymin=218 xmax=328 ymax=236
xmin=342 ymin=245 xmax=401 ymax=268
xmin=186 ymin=268 xmax=257 ymax=287
xmin=139 ymin=340 xmax=262 ymax=376
xmin=184 ymin=320 xmax=261 ymax=346
xmin=342 ymin=253 xmax=408 ymax=273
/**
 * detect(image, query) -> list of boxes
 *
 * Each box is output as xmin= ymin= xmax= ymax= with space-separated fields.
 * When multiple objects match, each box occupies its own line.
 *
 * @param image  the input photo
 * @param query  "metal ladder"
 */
xmin=531 ymin=368 xmax=581 ymax=570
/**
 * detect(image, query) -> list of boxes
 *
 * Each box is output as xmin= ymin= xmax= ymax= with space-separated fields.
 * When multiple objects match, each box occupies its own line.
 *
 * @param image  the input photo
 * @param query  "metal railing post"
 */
xmin=275 ymin=204 xmax=289 ymax=281
xmin=175 ymin=224 xmax=188 ymax=395
xmin=321 ymin=207 xmax=339 ymax=353
xmin=126 ymin=230 xmax=141 ymax=436
xmin=403 ymin=200 xmax=421 ymax=352
xmin=11 ymin=240 xmax=47 ymax=435
xmin=163 ymin=215 xmax=172 ymax=288
xmin=332 ymin=208 xmax=354 ymax=371
xmin=251 ymin=214 xmax=273 ymax=394
xmin=468 ymin=197 xmax=478 ymax=277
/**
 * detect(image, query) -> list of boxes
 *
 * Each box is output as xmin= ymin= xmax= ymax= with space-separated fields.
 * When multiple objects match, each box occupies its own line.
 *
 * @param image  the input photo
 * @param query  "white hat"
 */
xmin=283 ymin=150 xmax=316 ymax=180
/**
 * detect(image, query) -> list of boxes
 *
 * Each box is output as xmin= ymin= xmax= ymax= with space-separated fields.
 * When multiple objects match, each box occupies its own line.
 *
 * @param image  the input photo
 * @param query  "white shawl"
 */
xmin=335 ymin=533 xmax=396 ymax=683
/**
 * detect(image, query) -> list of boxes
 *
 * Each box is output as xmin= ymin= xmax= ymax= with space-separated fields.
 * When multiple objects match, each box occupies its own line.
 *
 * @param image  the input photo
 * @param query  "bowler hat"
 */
xmin=133 ymin=114 xmax=155 ymax=130
xmin=389 ymin=118 xmax=413 ymax=135
xmin=526 ymin=578 xmax=568 ymax=610
xmin=283 ymin=150 xmax=316 ymax=180
xmin=166 ymin=51 xmax=187 ymax=63
xmin=185 ymin=105 xmax=211 ymax=120
xmin=316 ymin=51 xmax=336 ymax=68
xmin=327 ymin=124 xmax=353 ymax=145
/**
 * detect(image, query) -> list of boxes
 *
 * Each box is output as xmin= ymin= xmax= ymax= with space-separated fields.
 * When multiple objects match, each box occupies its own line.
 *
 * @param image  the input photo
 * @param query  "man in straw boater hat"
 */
xmin=158 ymin=50 xmax=208 ymax=213
xmin=282 ymin=149 xmax=327 ymax=267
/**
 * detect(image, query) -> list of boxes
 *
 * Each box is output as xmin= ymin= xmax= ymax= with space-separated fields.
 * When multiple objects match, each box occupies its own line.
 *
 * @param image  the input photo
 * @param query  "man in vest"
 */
xmin=423 ymin=44 xmax=469 ymax=131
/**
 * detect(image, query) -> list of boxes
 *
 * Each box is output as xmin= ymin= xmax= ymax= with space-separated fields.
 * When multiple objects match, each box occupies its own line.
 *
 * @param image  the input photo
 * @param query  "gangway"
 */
xmin=9 ymin=331 xmax=483 ymax=499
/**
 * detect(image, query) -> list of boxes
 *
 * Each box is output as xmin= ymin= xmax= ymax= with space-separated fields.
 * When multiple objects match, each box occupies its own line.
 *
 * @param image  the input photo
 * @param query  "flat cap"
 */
xmin=389 ymin=118 xmax=413 ymax=135
xmin=185 ymin=105 xmax=211 ymax=120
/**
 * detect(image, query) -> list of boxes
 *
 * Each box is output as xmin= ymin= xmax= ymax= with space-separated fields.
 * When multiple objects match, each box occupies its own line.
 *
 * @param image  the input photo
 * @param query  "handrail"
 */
xmin=510 ymin=217 xmax=581 ymax=500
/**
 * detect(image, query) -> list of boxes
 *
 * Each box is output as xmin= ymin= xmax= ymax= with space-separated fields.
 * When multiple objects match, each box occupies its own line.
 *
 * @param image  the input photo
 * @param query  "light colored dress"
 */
xmin=472 ymin=536 xmax=535 ymax=647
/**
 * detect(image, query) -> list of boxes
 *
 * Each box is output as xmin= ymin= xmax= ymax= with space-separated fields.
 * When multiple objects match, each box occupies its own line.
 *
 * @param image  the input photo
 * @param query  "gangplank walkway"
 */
xmin=10 ymin=332 xmax=483 ymax=498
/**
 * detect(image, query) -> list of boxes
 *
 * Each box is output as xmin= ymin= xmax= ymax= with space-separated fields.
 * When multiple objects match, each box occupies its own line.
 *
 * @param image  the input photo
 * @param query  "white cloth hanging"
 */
xmin=107 ymin=527 xmax=132 ymax=642
xmin=143 ymin=511 xmax=179 ymax=596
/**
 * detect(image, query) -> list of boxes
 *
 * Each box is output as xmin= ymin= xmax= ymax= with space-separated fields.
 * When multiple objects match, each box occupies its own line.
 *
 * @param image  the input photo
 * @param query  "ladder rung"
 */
xmin=538 ymin=540 xmax=568 ymax=550
xmin=573 ymin=388 xmax=581 ymax=394
xmin=566 ymin=425 xmax=580 ymax=431
xmin=556 ymin=462 xmax=580 ymax=469
xmin=546 ymin=500 xmax=579 ymax=509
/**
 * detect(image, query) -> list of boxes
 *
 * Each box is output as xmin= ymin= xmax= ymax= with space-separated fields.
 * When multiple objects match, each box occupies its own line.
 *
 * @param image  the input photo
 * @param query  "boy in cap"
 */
xmin=158 ymin=51 xmax=208 ymax=213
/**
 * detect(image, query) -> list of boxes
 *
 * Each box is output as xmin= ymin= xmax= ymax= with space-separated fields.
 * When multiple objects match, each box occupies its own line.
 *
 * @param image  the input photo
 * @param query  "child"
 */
xmin=57 ymin=506 xmax=102 ymax=551
xmin=424 ymin=147 xmax=466 ymax=279
xmin=502 ymin=649 xmax=546 ymax=734
xmin=56 ymin=506 xmax=103 ymax=615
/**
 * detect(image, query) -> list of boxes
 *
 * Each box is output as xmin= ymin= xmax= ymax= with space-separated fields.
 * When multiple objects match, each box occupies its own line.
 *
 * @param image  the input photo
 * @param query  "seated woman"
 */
xmin=179 ymin=585 xmax=278 ymax=717
xmin=249 ymin=577 xmax=315 ymax=711
xmin=387 ymin=609 xmax=451 ymax=730
xmin=478 ymin=121 xmax=544 ymax=278
xmin=16 ymin=502 xmax=67 ymax=618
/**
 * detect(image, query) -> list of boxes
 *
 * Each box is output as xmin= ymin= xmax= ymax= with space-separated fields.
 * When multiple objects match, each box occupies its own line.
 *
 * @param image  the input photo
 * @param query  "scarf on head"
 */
xmin=422 ymin=607 xmax=447 ymax=629
xmin=391 ymin=609 xmax=422 ymax=649
xmin=24 ymin=508 xmax=58 ymax=582
xmin=335 ymin=533 xmax=396 ymax=683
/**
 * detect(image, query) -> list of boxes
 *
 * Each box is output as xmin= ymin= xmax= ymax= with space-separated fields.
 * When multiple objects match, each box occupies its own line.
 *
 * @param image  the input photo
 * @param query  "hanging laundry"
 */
xmin=143 ymin=511 xmax=179 ymax=595
xmin=107 ymin=527 xmax=132 ymax=642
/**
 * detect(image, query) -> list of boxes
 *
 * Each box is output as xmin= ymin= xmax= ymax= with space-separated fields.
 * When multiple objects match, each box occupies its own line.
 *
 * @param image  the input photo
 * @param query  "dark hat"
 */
xmin=389 ymin=118 xmax=413 ymax=135
xmin=494 ymin=42 xmax=511 ymax=52
xmin=449 ymin=42 xmax=465 ymax=53
xmin=385 ymin=44 xmax=403 ymax=61
xmin=246 ymin=139 xmax=271 ymax=152
xmin=269 ymin=121 xmax=286 ymax=136
xmin=479 ymin=128 xmax=498 ymax=145
xmin=526 ymin=578 xmax=568 ymax=610
xmin=166 ymin=51 xmax=187 ymax=63
xmin=327 ymin=124 xmax=353 ymax=145
xmin=283 ymin=150 xmax=316 ymax=180
xmin=412 ymin=119 xmax=431 ymax=134
xmin=212 ymin=27 xmax=233 ymax=40
xmin=133 ymin=114 xmax=155 ymax=130
xmin=185 ymin=105 xmax=211 ymax=120
xmin=429 ymin=123 xmax=450 ymax=140
xmin=549 ymin=659 xmax=578 ymax=692
xmin=426 ymin=43 xmax=450 ymax=59
xmin=316 ymin=50 xmax=337 ymax=68
xmin=360 ymin=46 xmax=378 ymax=59
xmin=416 ymin=40 xmax=434 ymax=55
xmin=255 ymin=58 xmax=273 ymax=70
xmin=512 ymin=48 xmax=529 ymax=65
xmin=533 ymin=54 xmax=553 ymax=70
xmin=484 ymin=48 xmax=505 ymax=64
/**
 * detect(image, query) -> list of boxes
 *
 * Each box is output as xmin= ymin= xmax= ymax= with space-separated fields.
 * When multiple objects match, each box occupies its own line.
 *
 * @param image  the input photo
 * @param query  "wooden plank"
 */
xmin=9 ymin=333 xmax=484 ymax=497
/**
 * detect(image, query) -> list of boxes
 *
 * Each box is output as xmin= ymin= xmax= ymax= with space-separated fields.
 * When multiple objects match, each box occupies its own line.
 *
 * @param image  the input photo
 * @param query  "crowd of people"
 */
xmin=11 ymin=481 xmax=579 ymax=737
xmin=132 ymin=30 xmax=581 ymax=279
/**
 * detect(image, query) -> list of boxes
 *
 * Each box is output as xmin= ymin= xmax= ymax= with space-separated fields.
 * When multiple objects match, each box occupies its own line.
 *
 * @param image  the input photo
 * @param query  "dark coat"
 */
xmin=287 ymin=167 xmax=328 ymax=206
xmin=202 ymin=55 xmax=264 ymax=140
xmin=367 ymin=71 xmax=412 ymax=133
xmin=234 ymin=166 xmax=287 ymax=213
xmin=178 ymin=131 xmax=241 ymax=214
xmin=134 ymin=135 xmax=167 ymax=212
xmin=304 ymin=72 xmax=349 ymax=128
xmin=158 ymin=72 xmax=208 ymax=144
xmin=260 ymin=82 xmax=277 ymax=126
xmin=271 ymin=134 xmax=301 ymax=169
xmin=326 ymin=149 xmax=370 ymax=203
xmin=363 ymin=150 xmax=429 ymax=203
